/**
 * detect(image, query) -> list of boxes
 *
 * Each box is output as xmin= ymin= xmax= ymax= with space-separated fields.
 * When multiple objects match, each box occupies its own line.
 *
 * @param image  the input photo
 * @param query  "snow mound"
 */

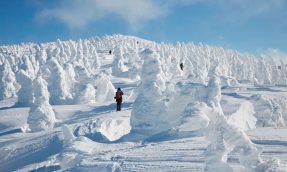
xmin=75 ymin=112 xmax=131 ymax=142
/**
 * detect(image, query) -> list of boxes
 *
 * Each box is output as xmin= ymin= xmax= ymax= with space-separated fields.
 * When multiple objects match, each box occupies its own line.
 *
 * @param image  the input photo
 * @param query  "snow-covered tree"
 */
xmin=0 ymin=61 xmax=18 ymax=100
xmin=130 ymin=48 xmax=169 ymax=135
xmin=278 ymin=60 xmax=287 ymax=85
xmin=112 ymin=46 xmax=128 ymax=75
xmin=255 ymin=57 xmax=271 ymax=85
xmin=56 ymin=39 xmax=69 ymax=63
xmin=250 ymin=94 xmax=285 ymax=127
xmin=19 ymin=55 xmax=36 ymax=79
xmin=35 ymin=45 xmax=48 ymax=66
xmin=27 ymin=76 xmax=56 ymax=132
xmin=268 ymin=57 xmax=280 ymax=84
xmin=90 ymin=45 xmax=101 ymax=73
xmin=77 ymin=84 xmax=96 ymax=104
xmin=16 ymin=70 xmax=34 ymax=106
xmin=93 ymin=70 xmax=115 ymax=103
xmin=203 ymin=66 xmax=280 ymax=171
xmin=48 ymin=58 xmax=73 ymax=104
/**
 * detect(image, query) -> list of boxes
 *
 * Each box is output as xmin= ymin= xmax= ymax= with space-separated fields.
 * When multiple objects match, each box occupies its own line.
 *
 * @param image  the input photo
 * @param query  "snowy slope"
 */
xmin=0 ymin=35 xmax=287 ymax=171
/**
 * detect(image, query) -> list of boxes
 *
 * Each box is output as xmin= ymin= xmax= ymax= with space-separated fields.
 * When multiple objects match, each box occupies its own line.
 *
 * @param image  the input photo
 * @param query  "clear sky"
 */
xmin=0 ymin=0 xmax=286 ymax=55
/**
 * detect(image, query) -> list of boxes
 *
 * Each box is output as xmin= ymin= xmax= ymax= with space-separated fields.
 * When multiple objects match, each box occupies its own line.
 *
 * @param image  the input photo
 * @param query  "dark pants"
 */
xmin=117 ymin=102 xmax=122 ymax=111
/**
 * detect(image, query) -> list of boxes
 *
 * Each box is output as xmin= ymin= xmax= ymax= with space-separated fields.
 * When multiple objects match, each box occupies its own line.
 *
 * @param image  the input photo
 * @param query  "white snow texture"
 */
xmin=0 ymin=35 xmax=287 ymax=171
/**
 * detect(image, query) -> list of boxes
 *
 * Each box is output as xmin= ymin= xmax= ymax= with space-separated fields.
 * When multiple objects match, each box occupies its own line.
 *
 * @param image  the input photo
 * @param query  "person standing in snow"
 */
xmin=180 ymin=63 xmax=184 ymax=71
xmin=114 ymin=88 xmax=124 ymax=111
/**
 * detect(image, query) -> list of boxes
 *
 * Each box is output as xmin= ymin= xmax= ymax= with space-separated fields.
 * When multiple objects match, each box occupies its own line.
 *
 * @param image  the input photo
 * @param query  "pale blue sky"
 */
xmin=0 ymin=0 xmax=286 ymax=54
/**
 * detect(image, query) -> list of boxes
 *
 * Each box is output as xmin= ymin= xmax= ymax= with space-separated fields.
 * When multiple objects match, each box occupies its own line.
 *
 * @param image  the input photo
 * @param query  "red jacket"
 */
xmin=114 ymin=90 xmax=123 ymax=103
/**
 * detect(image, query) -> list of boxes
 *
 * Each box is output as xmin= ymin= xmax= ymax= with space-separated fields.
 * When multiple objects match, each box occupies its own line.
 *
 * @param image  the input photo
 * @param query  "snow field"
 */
xmin=0 ymin=35 xmax=287 ymax=171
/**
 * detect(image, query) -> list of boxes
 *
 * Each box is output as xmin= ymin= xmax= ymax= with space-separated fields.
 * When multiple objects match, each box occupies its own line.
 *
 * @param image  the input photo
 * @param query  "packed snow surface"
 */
xmin=0 ymin=35 xmax=287 ymax=171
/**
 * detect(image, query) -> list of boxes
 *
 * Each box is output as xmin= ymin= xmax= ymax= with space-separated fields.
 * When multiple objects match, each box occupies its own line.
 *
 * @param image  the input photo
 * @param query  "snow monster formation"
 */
xmin=27 ymin=76 xmax=56 ymax=132
xmin=93 ymin=70 xmax=116 ymax=103
xmin=16 ymin=70 xmax=34 ymax=106
xmin=130 ymin=48 xmax=169 ymax=136
xmin=0 ymin=61 xmax=18 ymax=100
xmin=131 ymin=51 xmax=283 ymax=171
xmin=204 ymin=66 xmax=283 ymax=172
xmin=112 ymin=46 xmax=128 ymax=76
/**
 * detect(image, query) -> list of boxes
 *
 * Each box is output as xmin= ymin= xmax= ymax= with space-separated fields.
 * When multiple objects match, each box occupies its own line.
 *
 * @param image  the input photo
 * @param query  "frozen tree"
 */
xmin=68 ymin=40 xmax=78 ymax=62
xmin=256 ymin=57 xmax=271 ymax=85
xmin=90 ymin=45 xmax=101 ymax=73
xmin=204 ymin=67 xmax=242 ymax=171
xmin=0 ymin=54 xmax=4 ymax=65
xmin=16 ymin=70 xmax=34 ymax=106
xmin=63 ymin=63 xmax=76 ymax=93
xmin=77 ymin=84 xmax=96 ymax=104
xmin=268 ymin=57 xmax=280 ymax=84
xmin=112 ymin=46 xmax=128 ymax=75
xmin=20 ymin=55 xmax=36 ymax=79
xmin=56 ymin=39 xmax=69 ymax=63
xmin=184 ymin=57 xmax=196 ymax=80
xmin=278 ymin=60 xmax=287 ymax=85
xmin=81 ymin=40 xmax=94 ymax=74
xmin=207 ymin=66 xmax=222 ymax=107
xmin=250 ymin=94 xmax=285 ymax=127
xmin=35 ymin=45 xmax=48 ymax=65
xmin=130 ymin=48 xmax=169 ymax=136
xmin=48 ymin=58 xmax=73 ymax=104
xmin=0 ymin=61 xmax=19 ymax=100
xmin=27 ymin=76 xmax=56 ymax=132
xmin=93 ymin=70 xmax=115 ymax=103
xmin=125 ymin=48 xmax=141 ymax=80
xmin=72 ymin=63 xmax=93 ymax=104
xmin=203 ymin=66 xmax=281 ymax=171
xmin=74 ymin=65 xmax=91 ymax=84
xmin=76 ymin=39 xmax=84 ymax=60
